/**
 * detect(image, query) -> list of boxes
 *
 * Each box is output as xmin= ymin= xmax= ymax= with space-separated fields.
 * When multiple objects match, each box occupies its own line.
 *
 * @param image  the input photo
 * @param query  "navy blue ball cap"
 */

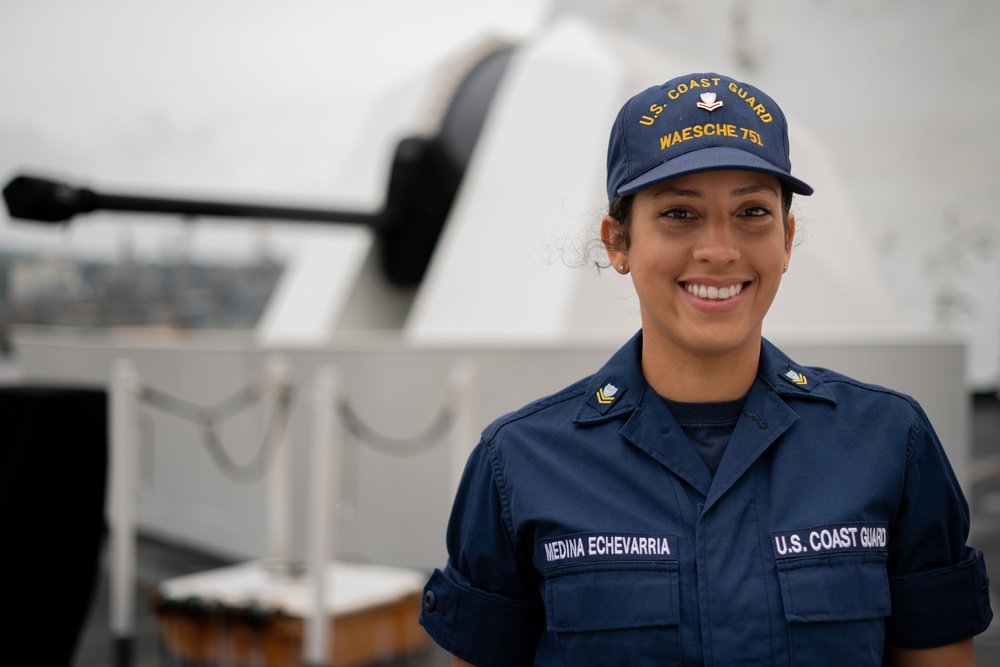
xmin=606 ymin=73 xmax=813 ymax=201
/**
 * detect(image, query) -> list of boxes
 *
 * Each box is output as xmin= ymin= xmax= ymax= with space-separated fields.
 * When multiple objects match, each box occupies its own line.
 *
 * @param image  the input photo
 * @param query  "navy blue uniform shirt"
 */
xmin=419 ymin=332 xmax=992 ymax=665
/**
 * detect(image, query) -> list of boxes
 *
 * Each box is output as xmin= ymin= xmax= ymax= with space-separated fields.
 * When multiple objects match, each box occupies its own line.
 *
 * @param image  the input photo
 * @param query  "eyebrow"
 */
xmin=649 ymin=187 xmax=702 ymax=199
xmin=648 ymin=183 xmax=779 ymax=200
xmin=730 ymin=184 xmax=780 ymax=198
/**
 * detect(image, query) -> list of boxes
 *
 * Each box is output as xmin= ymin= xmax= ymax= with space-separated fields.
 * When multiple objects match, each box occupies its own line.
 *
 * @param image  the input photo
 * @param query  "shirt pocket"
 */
xmin=544 ymin=562 xmax=681 ymax=665
xmin=776 ymin=552 xmax=890 ymax=665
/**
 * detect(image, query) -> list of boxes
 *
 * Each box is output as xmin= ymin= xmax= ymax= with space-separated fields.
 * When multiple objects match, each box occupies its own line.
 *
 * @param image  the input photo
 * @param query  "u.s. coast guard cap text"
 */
xmin=606 ymin=72 xmax=814 ymax=200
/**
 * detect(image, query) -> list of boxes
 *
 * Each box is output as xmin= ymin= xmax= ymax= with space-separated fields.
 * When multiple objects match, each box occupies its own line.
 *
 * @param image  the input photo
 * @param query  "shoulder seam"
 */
xmin=481 ymin=376 xmax=592 ymax=441
xmin=813 ymin=374 xmax=919 ymax=406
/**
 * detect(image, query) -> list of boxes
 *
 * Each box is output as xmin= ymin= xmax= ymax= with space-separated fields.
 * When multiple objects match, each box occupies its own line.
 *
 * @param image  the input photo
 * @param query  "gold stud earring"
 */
xmin=782 ymin=262 xmax=789 ymax=273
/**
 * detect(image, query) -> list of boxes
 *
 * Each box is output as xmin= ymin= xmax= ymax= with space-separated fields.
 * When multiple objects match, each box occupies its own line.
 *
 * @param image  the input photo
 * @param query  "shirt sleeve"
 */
xmin=885 ymin=402 xmax=993 ymax=648
xmin=419 ymin=438 xmax=544 ymax=666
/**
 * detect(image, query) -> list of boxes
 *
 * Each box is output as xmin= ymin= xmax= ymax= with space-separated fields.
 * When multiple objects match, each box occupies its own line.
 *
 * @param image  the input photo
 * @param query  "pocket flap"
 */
xmin=777 ymin=553 xmax=890 ymax=623
xmin=546 ymin=564 xmax=679 ymax=632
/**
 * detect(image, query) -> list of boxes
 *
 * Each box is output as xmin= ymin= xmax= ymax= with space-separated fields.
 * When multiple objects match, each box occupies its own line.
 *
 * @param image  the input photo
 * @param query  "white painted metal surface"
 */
xmin=406 ymin=16 xmax=903 ymax=347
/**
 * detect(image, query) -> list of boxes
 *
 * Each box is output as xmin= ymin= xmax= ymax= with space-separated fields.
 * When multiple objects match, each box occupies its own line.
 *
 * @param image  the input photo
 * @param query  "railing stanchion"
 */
xmin=304 ymin=365 xmax=340 ymax=667
xmin=110 ymin=358 xmax=140 ymax=667
xmin=264 ymin=356 xmax=295 ymax=564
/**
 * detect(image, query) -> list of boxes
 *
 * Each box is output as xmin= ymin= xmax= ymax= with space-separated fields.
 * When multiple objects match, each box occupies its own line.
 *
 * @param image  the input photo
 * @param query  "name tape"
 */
xmin=772 ymin=522 xmax=888 ymax=559
xmin=540 ymin=533 xmax=678 ymax=566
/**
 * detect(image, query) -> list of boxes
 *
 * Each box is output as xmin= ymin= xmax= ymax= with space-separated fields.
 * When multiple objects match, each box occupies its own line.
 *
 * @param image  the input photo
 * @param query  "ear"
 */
xmin=784 ymin=212 xmax=796 ymax=266
xmin=601 ymin=215 xmax=628 ymax=271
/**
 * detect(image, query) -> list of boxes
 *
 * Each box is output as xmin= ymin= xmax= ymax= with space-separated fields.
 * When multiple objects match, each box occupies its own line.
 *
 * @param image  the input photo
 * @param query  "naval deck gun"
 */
xmin=3 ymin=44 xmax=515 ymax=289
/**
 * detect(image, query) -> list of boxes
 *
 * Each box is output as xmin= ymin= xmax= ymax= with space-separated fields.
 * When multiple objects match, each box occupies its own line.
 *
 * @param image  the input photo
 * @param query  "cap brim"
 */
xmin=617 ymin=146 xmax=814 ymax=197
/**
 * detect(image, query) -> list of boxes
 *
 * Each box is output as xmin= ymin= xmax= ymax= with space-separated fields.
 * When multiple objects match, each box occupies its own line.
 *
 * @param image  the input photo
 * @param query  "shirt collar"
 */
xmin=573 ymin=332 xmax=836 ymax=425
xmin=757 ymin=338 xmax=837 ymax=406
xmin=574 ymin=330 xmax=647 ymax=424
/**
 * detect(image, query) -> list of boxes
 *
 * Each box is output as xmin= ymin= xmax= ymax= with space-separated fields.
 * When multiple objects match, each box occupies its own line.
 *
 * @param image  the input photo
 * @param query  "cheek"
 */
xmin=629 ymin=245 xmax=677 ymax=277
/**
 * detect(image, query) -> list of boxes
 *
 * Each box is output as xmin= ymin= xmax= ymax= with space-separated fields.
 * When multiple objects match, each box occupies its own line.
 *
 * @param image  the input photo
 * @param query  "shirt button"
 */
xmin=423 ymin=590 xmax=438 ymax=612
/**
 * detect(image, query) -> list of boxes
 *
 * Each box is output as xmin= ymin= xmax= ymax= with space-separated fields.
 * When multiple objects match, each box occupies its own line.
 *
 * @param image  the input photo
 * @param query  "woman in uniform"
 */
xmin=418 ymin=72 xmax=992 ymax=666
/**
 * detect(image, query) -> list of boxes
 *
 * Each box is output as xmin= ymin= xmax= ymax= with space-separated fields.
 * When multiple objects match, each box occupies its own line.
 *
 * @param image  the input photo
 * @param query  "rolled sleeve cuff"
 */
xmin=418 ymin=566 xmax=542 ymax=667
xmin=888 ymin=548 xmax=993 ymax=648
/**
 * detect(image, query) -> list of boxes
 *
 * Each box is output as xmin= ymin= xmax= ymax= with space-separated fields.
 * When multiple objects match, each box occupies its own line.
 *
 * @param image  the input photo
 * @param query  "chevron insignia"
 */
xmin=784 ymin=369 xmax=808 ymax=385
xmin=596 ymin=382 xmax=619 ymax=405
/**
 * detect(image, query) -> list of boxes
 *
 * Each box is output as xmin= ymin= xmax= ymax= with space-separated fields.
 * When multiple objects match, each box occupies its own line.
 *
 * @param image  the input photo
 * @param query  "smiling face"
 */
xmin=603 ymin=169 xmax=794 ymax=367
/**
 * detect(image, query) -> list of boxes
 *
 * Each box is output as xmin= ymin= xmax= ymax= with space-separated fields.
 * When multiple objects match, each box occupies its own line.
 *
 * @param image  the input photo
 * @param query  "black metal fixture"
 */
xmin=3 ymin=45 xmax=515 ymax=288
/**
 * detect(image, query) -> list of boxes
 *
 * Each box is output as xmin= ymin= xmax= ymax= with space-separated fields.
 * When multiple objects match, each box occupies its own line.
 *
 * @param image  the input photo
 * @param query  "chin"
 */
xmin=674 ymin=327 xmax=761 ymax=358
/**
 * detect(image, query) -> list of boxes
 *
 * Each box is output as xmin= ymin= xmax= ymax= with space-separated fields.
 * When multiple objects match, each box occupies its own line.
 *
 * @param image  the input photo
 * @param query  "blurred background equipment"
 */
xmin=0 ymin=386 xmax=107 ymax=666
xmin=2 ymin=45 xmax=514 ymax=289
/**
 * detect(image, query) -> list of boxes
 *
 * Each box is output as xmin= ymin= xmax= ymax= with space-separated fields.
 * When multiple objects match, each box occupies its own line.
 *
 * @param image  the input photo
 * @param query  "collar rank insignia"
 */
xmin=596 ymin=382 xmax=619 ymax=405
xmin=784 ymin=369 xmax=808 ymax=386
xmin=696 ymin=92 xmax=724 ymax=112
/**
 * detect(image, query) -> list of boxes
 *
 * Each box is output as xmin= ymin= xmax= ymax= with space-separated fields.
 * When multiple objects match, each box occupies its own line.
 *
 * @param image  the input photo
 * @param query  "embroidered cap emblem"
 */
xmin=696 ymin=92 xmax=724 ymax=112
xmin=596 ymin=382 xmax=619 ymax=405
xmin=784 ymin=369 xmax=808 ymax=385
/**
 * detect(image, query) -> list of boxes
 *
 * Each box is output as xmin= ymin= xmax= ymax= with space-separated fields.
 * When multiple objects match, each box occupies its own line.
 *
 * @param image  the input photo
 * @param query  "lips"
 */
xmin=683 ymin=282 xmax=745 ymax=300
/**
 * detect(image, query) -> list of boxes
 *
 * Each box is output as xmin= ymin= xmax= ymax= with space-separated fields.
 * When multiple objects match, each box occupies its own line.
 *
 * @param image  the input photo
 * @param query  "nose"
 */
xmin=692 ymin=219 xmax=739 ymax=265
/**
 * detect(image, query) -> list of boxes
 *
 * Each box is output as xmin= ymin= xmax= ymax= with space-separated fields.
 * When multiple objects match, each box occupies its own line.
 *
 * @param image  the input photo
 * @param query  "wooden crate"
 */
xmin=152 ymin=560 xmax=430 ymax=666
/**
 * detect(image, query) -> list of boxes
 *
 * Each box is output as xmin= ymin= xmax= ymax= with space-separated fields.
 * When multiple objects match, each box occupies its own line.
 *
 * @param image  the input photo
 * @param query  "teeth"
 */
xmin=685 ymin=282 xmax=743 ymax=300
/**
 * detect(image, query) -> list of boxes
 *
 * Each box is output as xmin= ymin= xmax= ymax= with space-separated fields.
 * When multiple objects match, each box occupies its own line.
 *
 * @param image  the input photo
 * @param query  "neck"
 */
xmin=641 ymin=334 xmax=762 ymax=403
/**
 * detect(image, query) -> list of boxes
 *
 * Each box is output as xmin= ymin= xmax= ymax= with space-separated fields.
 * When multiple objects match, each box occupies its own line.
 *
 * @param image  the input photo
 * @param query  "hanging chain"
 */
xmin=134 ymin=368 xmax=456 ymax=486
xmin=137 ymin=375 xmax=293 ymax=484
xmin=337 ymin=399 xmax=454 ymax=457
